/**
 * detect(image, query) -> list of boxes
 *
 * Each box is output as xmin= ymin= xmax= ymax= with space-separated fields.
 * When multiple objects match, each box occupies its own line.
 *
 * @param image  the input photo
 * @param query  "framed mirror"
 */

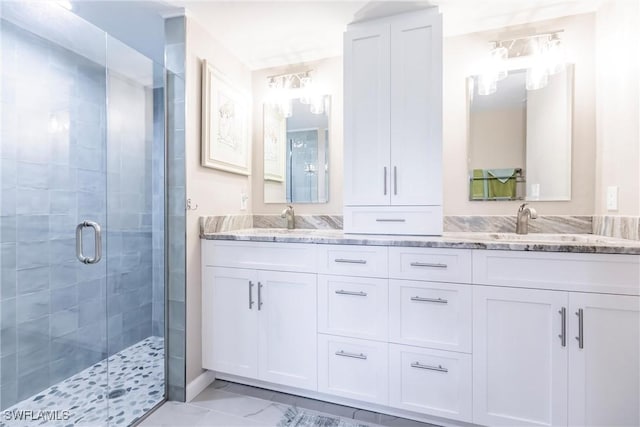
xmin=263 ymin=96 xmax=330 ymax=203
xmin=467 ymin=65 xmax=574 ymax=201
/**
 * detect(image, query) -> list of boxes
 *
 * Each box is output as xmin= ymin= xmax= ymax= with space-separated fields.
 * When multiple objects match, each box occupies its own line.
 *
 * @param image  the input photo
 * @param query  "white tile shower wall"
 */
xmin=0 ymin=19 xmax=162 ymax=409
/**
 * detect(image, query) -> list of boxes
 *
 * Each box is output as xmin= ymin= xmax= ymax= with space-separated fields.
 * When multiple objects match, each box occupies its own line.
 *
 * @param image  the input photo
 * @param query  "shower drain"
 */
xmin=108 ymin=388 xmax=127 ymax=399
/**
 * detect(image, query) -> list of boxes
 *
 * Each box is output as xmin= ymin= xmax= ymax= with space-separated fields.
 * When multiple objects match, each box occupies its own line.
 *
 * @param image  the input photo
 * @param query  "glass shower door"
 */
xmin=102 ymin=35 xmax=166 ymax=422
xmin=0 ymin=1 xmax=110 ymax=424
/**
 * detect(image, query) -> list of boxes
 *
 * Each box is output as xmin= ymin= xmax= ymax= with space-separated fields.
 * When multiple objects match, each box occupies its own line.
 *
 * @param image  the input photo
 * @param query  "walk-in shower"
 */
xmin=0 ymin=2 xmax=174 ymax=425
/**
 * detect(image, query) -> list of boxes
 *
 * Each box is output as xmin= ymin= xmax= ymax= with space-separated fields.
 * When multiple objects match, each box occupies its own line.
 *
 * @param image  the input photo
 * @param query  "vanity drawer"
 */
xmin=318 ymin=275 xmax=388 ymax=341
xmin=317 ymin=245 xmax=388 ymax=277
xmin=343 ymin=206 xmax=443 ymax=235
xmin=389 ymin=280 xmax=471 ymax=353
xmin=318 ymin=334 xmax=389 ymax=405
xmin=389 ymin=344 xmax=472 ymax=422
xmin=389 ymin=247 xmax=472 ymax=283
xmin=473 ymin=250 xmax=640 ymax=295
xmin=201 ymin=240 xmax=316 ymax=273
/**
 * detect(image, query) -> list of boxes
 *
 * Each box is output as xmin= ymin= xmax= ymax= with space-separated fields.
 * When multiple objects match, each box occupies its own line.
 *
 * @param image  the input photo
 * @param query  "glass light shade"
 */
xmin=299 ymin=76 xmax=312 ymax=104
xmin=545 ymin=37 xmax=565 ymax=75
xmin=309 ymin=95 xmax=325 ymax=114
xmin=477 ymin=74 xmax=497 ymax=96
xmin=526 ymin=65 xmax=548 ymax=91
xmin=490 ymin=45 xmax=508 ymax=81
xmin=280 ymin=99 xmax=293 ymax=118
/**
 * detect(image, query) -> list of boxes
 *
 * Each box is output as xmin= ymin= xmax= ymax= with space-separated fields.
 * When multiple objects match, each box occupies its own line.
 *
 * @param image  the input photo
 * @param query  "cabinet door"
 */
xmin=258 ymin=271 xmax=317 ymax=390
xmin=568 ymin=293 xmax=640 ymax=427
xmin=202 ymin=267 xmax=258 ymax=378
xmin=390 ymin=11 xmax=442 ymax=206
xmin=473 ymin=286 xmax=568 ymax=427
xmin=343 ymin=24 xmax=391 ymax=206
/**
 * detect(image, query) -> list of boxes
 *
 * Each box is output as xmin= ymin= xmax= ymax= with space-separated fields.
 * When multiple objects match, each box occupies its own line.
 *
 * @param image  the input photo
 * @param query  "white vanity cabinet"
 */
xmin=472 ymin=250 xmax=640 ymax=427
xmin=202 ymin=239 xmax=639 ymax=427
xmin=201 ymin=241 xmax=318 ymax=391
xmin=343 ymin=9 xmax=443 ymax=235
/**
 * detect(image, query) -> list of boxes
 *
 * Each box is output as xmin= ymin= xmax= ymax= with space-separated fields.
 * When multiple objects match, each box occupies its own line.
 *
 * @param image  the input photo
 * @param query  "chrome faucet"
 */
xmin=281 ymin=205 xmax=295 ymax=229
xmin=516 ymin=203 xmax=538 ymax=234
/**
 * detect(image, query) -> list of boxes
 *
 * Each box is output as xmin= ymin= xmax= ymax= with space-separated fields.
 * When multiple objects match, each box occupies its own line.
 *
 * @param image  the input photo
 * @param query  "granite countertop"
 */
xmin=201 ymin=228 xmax=640 ymax=255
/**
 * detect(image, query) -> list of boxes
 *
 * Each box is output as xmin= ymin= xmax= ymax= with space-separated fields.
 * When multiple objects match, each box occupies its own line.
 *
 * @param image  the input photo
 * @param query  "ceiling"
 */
xmin=167 ymin=0 xmax=601 ymax=70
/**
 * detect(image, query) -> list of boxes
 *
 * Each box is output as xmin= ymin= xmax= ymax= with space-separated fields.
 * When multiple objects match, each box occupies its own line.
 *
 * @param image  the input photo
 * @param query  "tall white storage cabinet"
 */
xmin=343 ymin=9 xmax=443 ymax=235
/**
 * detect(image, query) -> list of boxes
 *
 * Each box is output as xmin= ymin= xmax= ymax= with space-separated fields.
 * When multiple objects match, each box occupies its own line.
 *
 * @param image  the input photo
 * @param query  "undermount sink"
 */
xmin=446 ymin=232 xmax=623 ymax=245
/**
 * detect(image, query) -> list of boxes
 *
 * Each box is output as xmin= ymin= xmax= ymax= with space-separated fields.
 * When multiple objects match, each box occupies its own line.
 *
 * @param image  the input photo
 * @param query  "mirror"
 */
xmin=467 ymin=66 xmax=573 ymax=201
xmin=263 ymin=96 xmax=330 ymax=203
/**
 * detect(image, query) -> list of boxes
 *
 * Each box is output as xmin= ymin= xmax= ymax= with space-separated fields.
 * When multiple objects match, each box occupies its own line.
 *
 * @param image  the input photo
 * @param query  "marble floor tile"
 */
xmin=142 ymin=401 xmax=210 ymax=427
xmin=141 ymin=380 xmax=435 ymax=427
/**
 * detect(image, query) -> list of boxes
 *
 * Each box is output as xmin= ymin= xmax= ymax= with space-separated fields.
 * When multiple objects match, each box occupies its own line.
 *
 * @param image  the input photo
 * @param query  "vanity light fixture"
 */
xmin=266 ymin=70 xmax=326 ymax=115
xmin=478 ymin=31 xmax=565 ymax=95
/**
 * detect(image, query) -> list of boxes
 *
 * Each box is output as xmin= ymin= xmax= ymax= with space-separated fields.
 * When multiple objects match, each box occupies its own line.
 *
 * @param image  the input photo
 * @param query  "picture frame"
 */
xmin=262 ymin=104 xmax=286 ymax=182
xmin=201 ymin=60 xmax=251 ymax=175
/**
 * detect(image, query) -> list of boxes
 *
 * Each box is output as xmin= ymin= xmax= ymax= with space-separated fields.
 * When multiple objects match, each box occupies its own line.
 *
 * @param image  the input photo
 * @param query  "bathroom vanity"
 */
xmin=200 ymin=230 xmax=640 ymax=427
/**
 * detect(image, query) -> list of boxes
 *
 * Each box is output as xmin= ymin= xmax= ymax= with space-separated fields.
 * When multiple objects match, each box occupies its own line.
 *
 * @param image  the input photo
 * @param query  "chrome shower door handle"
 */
xmin=76 ymin=221 xmax=102 ymax=264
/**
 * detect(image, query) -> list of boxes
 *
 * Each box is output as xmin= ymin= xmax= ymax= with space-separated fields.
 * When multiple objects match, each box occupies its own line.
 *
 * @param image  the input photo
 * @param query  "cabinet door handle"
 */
xmin=575 ymin=308 xmax=584 ymax=349
xmin=410 ymin=262 xmax=448 ymax=269
xmin=411 ymin=296 xmax=448 ymax=304
xmin=334 ymin=258 xmax=367 ymax=264
xmin=258 ymin=282 xmax=263 ymax=310
xmin=335 ymin=290 xmax=367 ymax=297
xmin=335 ymin=350 xmax=367 ymax=360
xmin=393 ymin=166 xmax=397 ymax=195
xmin=383 ymin=167 xmax=387 ymax=195
xmin=375 ymin=218 xmax=406 ymax=222
xmin=248 ymin=281 xmax=255 ymax=309
xmin=411 ymin=362 xmax=448 ymax=373
xmin=558 ymin=307 xmax=566 ymax=347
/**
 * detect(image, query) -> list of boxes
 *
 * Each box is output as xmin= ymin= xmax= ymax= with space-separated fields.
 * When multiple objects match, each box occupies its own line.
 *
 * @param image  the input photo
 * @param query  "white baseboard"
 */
xmin=186 ymin=370 xmax=216 ymax=402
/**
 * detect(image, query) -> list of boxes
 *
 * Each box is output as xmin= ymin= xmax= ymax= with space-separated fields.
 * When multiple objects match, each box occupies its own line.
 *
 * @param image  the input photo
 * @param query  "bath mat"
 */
xmin=278 ymin=407 xmax=371 ymax=427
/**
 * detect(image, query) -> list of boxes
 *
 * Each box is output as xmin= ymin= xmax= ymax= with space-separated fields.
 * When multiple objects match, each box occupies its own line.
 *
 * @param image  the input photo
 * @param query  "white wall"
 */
xmin=444 ymin=13 xmax=597 ymax=215
xmin=184 ymin=16 xmax=253 ymax=385
xmin=251 ymin=57 xmax=344 ymax=214
xmin=595 ymin=0 xmax=640 ymax=215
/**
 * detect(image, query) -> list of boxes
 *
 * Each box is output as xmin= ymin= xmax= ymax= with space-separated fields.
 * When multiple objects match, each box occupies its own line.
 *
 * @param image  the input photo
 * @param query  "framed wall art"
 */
xmin=201 ymin=60 xmax=251 ymax=175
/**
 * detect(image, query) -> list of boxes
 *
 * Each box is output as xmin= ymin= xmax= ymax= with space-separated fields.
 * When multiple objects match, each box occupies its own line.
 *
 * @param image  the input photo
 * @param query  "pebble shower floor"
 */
xmin=1 ymin=336 xmax=164 ymax=427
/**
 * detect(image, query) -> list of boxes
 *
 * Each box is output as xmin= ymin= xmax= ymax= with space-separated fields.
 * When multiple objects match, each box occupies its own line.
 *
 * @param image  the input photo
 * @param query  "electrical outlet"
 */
xmin=606 ymin=186 xmax=618 ymax=211
xmin=240 ymin=192 xmax=248 ymax=211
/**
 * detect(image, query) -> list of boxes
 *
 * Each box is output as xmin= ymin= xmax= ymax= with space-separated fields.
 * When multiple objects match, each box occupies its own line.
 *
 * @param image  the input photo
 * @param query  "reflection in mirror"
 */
xmin=468 ymin=65 xmax=573 ymax=202
xmin=264 ymin=97 xmax=329 ymax=203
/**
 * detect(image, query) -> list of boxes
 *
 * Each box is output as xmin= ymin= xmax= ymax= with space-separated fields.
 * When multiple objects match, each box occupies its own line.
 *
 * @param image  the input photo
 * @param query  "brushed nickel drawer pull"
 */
xmin=575 ymin=308 xmax=584 ymax=349
xmin=335 ymin=290 xmax=367 ymax=297
xmin=411 ymin=362 xmax=448 ymax=373
xmin=558 ymin=307 xmax=566 ymax=347
xmin=248 ymin=281 xmax=255 ymax=309
xmin=410 ymin=262 xmax=447 ymax=268
xmin=411 ymin=296 xmax=448 ymax=304
xmin=335 ymin=350 xmax=367 ymax=360
xmin=376 ymin=218 xmax=406 ymax=222
xmin=334 ymin=258 xmax=367 ymax=264
xmin=383 ymin=167 xmax=387 ymax=195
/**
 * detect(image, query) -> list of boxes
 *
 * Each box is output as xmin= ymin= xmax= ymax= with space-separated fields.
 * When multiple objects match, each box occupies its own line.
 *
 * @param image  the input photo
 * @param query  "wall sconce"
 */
xmin=478 ymin=31 xmax=565 ymax=95
xmin=266 ymin=70 xmax=326 ymax=115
